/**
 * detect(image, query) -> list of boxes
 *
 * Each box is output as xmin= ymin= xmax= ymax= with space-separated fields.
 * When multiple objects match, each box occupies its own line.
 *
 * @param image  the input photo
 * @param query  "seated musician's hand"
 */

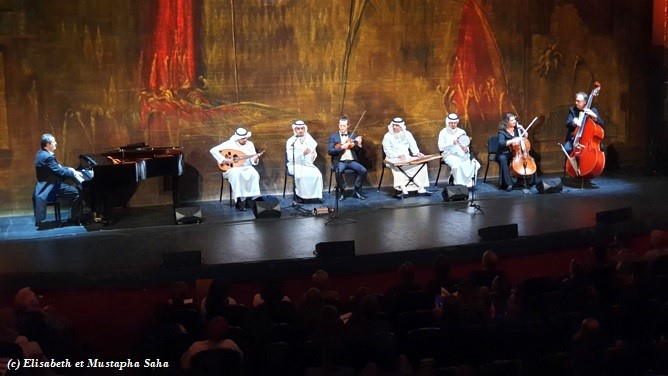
xmin=303 ymin=148 xmax=311 ymax=156
xmin=222 ymin=157 xmax=233 ymax=165
xmin=251 ymin=156 xmax=259 ymax=163
xmin=584 ymin=108 xmax=597 ymax=118
xmin=572 ymin=118 xmax=581 ymax=127
xmin=417 ymin=152 xmax=425 ymax=158
xmin=355 ymin=136 xmax=362 ymax=143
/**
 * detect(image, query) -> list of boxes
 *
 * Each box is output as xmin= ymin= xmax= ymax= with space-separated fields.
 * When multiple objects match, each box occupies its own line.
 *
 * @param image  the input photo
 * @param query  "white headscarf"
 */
xmin=230 ymin=127 xmax=251 ymax=142
xmin=445 ymin=113 xmax=460 ymax=134
xmin=289 ymin=120 xmax=317 ymax=148
xmin=387 ymin=117 xmax=407 ymax=133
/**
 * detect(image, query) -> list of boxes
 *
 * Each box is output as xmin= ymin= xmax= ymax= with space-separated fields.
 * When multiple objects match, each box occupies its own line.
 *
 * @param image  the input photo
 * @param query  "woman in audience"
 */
xmin=180 ymin=316 xmax=242 ymax=370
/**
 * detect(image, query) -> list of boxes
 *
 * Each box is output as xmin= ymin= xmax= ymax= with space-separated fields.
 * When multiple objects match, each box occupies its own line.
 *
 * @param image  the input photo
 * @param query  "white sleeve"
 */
xmin=286 ymin=138 xmax=295 ymax=165
xmin=438 ymin=129 xmax=447 ymax=152
xmin=382 ymin=134 xmax=395 ymax=159
xmin=309 ymin=139 xmax=318 ymax=163
xmin=408 ymin=132 xmax=420 ymax=155
xmin=248 ymin=142 xmax=259 ymax=166
xmin=209 ymin=143 xmax=226 ymax=164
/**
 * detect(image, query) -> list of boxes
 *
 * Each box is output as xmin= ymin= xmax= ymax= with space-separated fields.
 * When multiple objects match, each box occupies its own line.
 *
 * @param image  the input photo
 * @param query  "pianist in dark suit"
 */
xmin=33 ymin=133 xmax=84 ymax=226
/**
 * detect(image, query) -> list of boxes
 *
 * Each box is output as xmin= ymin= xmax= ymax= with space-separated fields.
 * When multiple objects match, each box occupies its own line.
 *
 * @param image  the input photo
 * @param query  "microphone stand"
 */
xmin=326 ymin=141 xmax=356 ymax=225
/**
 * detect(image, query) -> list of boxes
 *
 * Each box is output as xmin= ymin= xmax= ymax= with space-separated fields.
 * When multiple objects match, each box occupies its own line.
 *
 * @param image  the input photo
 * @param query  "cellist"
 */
xmin=564 ymin=91 xmax=604 ymax=154
xmin=496 ymin=113 xmax=540 ymax=191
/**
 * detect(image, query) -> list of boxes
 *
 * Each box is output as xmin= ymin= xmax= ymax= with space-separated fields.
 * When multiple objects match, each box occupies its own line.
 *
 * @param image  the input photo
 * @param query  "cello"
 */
xmin=510 ymin=116 xmax=540 ymax=177
xmin=563 ymin=82 xmax=605 ymax=179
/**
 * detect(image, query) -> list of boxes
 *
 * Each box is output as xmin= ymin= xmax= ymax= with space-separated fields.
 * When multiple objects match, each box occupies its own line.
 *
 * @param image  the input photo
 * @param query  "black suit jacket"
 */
xmin=33 ymin=149 xmax=76 ymax=222
xmin=565 ymin=106 xmax=603 ymax=142
xmin=327 ymin=132 xmax=363 ymax=164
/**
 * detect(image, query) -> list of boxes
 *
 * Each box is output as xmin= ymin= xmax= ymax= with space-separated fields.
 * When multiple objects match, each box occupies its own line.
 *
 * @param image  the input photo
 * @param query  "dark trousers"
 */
xmin=336 ymin=160 xmax=367 ymax=191
xmin=497 ymin=153 xmax=538 ymax=188
xmin=57 ymin=183 xmax=82 ymax=222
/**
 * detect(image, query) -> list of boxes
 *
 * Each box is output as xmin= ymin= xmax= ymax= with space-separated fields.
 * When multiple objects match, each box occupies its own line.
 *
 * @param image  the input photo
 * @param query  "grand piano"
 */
xmin=78 ymin=143 xmax=184 ymax=222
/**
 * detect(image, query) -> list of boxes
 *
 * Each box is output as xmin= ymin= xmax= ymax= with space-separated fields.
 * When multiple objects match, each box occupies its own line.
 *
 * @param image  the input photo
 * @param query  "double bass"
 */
xmin=563 ymin=82 xmax=605 ymax=179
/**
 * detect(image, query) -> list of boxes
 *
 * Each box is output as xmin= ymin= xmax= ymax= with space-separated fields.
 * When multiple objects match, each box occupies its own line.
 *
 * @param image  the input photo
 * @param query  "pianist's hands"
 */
xmin=72 ymin=170 xmax=85 ymax=184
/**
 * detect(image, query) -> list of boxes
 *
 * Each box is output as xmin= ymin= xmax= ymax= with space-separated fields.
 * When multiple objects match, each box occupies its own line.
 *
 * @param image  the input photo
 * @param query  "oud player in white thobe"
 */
xmin=209 ymin=127 xmax=262 ymax=211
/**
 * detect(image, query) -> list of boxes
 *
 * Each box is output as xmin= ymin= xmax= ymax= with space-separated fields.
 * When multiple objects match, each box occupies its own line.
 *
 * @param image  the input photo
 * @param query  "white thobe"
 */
xmin=382 ymin=130 xmax=430 ymax=192
xmin=209 ymin=139 xmax=261 ymax=200
xmin=437 ymin=127 xmax=481 ymax=187
xmin=286 ymin=135 xmax=323 ymax=199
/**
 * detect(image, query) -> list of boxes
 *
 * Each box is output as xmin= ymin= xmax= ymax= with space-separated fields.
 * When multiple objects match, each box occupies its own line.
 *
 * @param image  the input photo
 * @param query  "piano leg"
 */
xmin=172 ymin=176 xmax=180 ymax=206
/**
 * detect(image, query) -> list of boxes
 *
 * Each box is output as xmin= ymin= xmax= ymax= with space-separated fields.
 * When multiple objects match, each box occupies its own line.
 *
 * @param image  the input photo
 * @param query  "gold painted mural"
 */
xmin=0 ymin=0 xmax=652 ymax=213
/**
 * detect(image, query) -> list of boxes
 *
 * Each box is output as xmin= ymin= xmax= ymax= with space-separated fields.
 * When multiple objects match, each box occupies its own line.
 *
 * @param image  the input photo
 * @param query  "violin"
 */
xmin=562 ymin=82 xmax=605 ymax=179
xmin=217 ymin=149 xmax=265 ymax=172
xmin=335 ymin=138 xmax=361 ymax=150
xmin=335 ymin=110 xmax=366 ymax=150
xmin=510 ymin=117 xmax=540 ymax=177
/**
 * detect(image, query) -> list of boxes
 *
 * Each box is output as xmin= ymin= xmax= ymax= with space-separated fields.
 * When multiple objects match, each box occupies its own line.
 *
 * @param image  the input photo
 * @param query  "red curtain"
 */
xmin=145 ymin=0 xmax=195 ymax=90
xmin=448 ymin=0 xmax=514 ymax=126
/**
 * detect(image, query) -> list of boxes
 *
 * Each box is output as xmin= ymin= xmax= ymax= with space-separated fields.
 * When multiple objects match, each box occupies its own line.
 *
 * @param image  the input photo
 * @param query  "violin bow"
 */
xmin=348 ymin=110 xmax=367 ymax=137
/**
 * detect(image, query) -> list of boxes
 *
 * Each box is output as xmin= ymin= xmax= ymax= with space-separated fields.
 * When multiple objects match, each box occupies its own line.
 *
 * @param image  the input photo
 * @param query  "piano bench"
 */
xmin=46 ymin=201 xmax=62 ymax=223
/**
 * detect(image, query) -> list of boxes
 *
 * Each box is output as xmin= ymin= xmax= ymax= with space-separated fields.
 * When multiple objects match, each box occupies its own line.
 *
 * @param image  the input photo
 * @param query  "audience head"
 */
xmin=432 ymin=255 xmax=451 ymax=280
xmin=303 ymin=287 xmax=322 ymax=307
xmin=260 ymin=281 xmax=284 ymax=304
xmin=650 ymin=229 xmax=668 ymax=249
xmin=205 ymin=316 xmax=230 ymax=342
xmin=482 ymin=250 xmax=499 ymax=270
xmin=358 ymin=294 xmax=381 ymax=320
xmin=399 ymin=261 xmax=416 ymax=285
xmin=207 ymin=279 xmax=231 ymax=303
xmin=574 ymin=317 xmax=601 ymax=342
xmin=169 ymin=281 xmax=191 ymax=305
xmin=14 ymin=287 xmax=41 ymax=312
xmin=311 ymin=269 xmax=331 ymax=290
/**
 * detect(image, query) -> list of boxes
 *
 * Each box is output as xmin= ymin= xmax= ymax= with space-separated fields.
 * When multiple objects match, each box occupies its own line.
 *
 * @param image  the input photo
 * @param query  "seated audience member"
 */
xmin=572 ymin=318 xmax=607 ymax=376
xmin=298 ymin=287 xmax=324 ymax=336
xmin=180 ymin=316 xmax=242 ymax=370
xmin=0 ymin=307 xmax=45 ymax=360
xmin=469 ymin=250 xmax=507 ymax=288
xmin=425 ymin=255 xmax=459 ymax=302
xmin=311 ymin=269 xmax=341 ymax=308
xmin=202 ymin=279 xmax=238 ymax=321
xmin=386 ymin=262 xmax=427 ymax=314
xmin=14 ymin=287 xmax=76 ymax=361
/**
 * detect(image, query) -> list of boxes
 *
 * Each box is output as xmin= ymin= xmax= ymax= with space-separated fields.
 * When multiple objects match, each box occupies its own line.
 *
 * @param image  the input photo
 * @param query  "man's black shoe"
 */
xmin=353 ymin=191 xmax=366 ymax=200
xmin=338 ymin=193 xmax=346 ymax=201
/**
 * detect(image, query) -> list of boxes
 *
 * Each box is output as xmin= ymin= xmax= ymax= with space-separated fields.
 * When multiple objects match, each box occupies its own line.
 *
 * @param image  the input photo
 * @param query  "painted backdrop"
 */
xmin=0 ymin=0 xmax=652 ymax=212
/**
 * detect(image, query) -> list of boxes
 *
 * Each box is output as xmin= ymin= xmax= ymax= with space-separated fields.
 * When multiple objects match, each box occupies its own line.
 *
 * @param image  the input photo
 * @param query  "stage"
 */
xmin=1 ymin=173 xmax=666 ymax=288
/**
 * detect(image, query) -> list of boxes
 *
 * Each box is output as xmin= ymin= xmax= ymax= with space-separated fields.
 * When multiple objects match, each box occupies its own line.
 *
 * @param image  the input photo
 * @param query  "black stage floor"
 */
xmin=1 ymin=173 xmax=667 ymax=288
